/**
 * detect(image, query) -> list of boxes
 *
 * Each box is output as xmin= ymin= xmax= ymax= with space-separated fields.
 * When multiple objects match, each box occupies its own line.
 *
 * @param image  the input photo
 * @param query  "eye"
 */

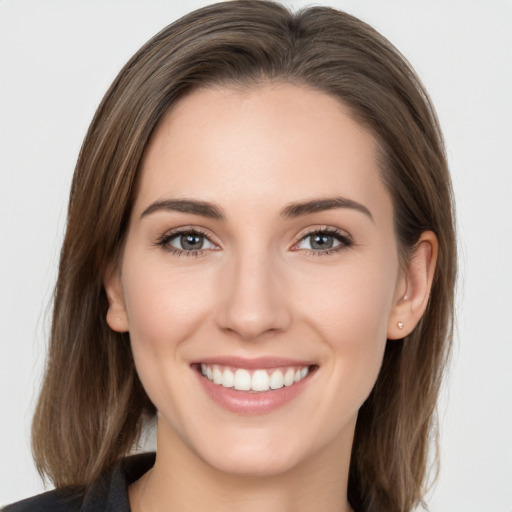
xmin=156 ymin=229 xmax=218 ymax=255
xmin=168 ymin=232 xmax=216 ymax=251
xmin=293 ymin=228 xmax=353 ymax=254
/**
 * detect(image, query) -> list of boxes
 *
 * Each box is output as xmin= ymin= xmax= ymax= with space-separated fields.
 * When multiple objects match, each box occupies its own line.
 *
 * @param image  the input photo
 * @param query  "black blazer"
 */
xmin=2 ymin=452 xmax=155 ymax=512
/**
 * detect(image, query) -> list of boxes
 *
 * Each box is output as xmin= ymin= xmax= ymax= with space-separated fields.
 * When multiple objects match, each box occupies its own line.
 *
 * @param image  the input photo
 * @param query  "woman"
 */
xmin=4 ymin=1 xmax=456 ymax=511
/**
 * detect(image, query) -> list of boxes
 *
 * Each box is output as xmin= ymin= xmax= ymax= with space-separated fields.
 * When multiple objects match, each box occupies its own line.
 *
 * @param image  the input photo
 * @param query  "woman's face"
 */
xmin=106 ymin=84 xmax=406 ymax=476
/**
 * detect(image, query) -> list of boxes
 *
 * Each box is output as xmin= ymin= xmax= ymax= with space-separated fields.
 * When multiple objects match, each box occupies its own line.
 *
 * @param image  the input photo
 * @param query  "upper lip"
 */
xmin=191 ymin=356 xmax=315 ymax=369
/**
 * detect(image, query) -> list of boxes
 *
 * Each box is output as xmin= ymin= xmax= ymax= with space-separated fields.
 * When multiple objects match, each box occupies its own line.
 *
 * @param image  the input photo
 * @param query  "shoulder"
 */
xmin=3 ymin=452 xmax=156 ymax=512
xmin=2 ymin=487 xmax=83 ymax=512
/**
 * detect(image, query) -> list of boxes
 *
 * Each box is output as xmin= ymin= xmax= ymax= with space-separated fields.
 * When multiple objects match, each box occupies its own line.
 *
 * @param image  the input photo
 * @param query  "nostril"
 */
xmin=214 ymin=266 xmax=292 ymax=340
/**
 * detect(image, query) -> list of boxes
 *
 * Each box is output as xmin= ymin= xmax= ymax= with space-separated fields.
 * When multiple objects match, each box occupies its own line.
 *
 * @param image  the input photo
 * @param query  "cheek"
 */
xmin=300 ymin=253 xmax=397 ymax=344
xmin=121 ymin=260 xmax=219 ymax=426
xmin=297 ymin=255 xmax=397 ymax=410
xmin=122 ymin=261 xmax=213 ymax=349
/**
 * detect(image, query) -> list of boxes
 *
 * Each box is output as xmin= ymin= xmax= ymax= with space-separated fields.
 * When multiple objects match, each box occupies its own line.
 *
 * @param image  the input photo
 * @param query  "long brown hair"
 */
xmin=32 ymin=2 xmax=456 ymax=511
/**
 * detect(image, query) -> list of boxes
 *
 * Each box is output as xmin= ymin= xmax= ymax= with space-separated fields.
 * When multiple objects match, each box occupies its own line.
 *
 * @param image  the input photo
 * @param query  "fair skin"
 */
xmin=105 ymin=83 xmax=437 ymax=512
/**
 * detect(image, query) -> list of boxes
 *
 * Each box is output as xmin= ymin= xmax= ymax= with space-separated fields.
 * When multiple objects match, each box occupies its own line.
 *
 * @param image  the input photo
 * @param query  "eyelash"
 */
xmin=292 ymin=227 xmax=353 ymax=256
xmin=154 ymin=227 xmax=216 ymax=257
xmin=154 ymin=226 xmax=353 ymax=258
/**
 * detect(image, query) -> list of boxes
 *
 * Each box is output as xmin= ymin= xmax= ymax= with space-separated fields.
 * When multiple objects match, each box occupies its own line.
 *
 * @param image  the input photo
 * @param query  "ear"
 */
xmin=387 ymin=231 xmax=438 ymax=340
xmin=104 ymin=266 xmax=129 ymax=333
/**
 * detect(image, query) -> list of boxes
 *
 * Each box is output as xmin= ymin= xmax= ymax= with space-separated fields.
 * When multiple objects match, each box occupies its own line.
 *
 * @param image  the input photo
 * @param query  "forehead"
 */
xmin=136 ymin=83 xmax=391 ymax=220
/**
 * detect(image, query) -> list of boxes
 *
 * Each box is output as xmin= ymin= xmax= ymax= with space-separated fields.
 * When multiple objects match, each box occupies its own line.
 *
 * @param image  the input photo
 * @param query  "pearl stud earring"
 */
xmin=397 ymin=321 xmax=404 ymax=329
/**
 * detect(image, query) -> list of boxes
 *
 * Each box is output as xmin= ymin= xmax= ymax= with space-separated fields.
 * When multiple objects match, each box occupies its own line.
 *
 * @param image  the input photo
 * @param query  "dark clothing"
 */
xmin=2 ymin=452 xmax=155 ymax=512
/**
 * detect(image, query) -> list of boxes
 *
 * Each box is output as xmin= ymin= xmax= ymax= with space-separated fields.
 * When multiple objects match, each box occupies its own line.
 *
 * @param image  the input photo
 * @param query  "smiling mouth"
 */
xmin=196 ymin=363 xmax=316 ymax=393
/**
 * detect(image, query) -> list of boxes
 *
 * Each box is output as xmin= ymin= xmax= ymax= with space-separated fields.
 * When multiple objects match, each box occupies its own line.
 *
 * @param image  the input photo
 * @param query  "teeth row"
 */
xmin=201 ymin=364 xmax=310 ymax=392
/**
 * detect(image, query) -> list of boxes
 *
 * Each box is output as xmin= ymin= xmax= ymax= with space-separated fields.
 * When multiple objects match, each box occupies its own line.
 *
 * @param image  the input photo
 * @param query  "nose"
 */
xmin=215 ymin=249 xmax=292 ymax=341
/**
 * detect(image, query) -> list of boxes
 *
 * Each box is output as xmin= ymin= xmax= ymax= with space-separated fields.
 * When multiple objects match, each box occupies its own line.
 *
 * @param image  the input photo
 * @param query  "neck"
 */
xmin=130 ymin=418 xmax=355 ymax=512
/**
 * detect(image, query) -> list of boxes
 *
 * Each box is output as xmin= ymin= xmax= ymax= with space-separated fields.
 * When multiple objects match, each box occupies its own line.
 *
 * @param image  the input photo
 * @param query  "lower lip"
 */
xmin=195 ymin=368 xmax=313 ymax=415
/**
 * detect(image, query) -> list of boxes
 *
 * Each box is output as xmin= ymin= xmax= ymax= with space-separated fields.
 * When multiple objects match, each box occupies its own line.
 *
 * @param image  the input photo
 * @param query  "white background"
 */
xmin=1 ymin=1 xmax=511 ymax=510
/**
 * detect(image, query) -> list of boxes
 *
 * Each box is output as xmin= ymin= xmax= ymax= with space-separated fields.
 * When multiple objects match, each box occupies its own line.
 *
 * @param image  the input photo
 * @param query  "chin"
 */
xmin=200 ymin=440 xmax=306 ymax=478
xmin=158 ymin=413 xmax=311 ymax=479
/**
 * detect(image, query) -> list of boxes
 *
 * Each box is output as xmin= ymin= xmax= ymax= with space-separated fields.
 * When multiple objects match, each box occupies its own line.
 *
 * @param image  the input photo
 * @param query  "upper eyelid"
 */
xmin=290 ymin=226 xmax=353 ymax=251
xmin=298 ymin=226 xmax=348 ymax=235
xmin=293 ymin=225 xmax=352 ymax=241
xmin=161 ymin=225 xmax=352 ymax=243
xmin=160 ymin=226 xmax=220 ymax=244
xmin=156 ymin=225 xmax=352 ymax=249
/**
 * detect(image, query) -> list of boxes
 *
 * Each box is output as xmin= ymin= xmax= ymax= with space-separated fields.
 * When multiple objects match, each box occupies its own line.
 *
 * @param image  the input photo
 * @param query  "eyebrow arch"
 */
xmin=140 ymin=196 xmax=373 ymax=223
xmin=140 ymin=199 xmax=225 ymax=220
xmin=280 ymin=197 xmax=374 ymax=222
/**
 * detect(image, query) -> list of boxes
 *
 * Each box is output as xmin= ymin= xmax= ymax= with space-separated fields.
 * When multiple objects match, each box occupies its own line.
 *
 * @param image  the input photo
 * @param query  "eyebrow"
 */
xmin=281 ymin=197 xmax=374 ymax=222
xmin=140 ymin=199 xmax=225 ymax=220
xmin=140 ymin=196 xmax=373 ymax=222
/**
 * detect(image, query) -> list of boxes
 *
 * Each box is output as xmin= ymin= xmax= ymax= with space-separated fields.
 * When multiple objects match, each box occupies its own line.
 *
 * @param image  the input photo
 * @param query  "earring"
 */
xmin=397 ymin=321 xmax=404 ymax=329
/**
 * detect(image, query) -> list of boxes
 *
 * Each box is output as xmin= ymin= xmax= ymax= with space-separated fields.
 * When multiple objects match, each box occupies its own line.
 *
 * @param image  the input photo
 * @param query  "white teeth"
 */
xmin=222 ymin=368 xmax=234 ymax=388
xmin=269 ymin=370 xmax=284 ymax=390
xmin=234 ymin=369 xmax=251 ymax=391
xmin=284 ymin=368 xmax=295 ymax=387
xmin=212 ymin=367 xmax=223 ymax=385
xmin=200 ymin=363 xmax=312 ymax=392
xmin=251 ymin=370 xmax=270 ymax=391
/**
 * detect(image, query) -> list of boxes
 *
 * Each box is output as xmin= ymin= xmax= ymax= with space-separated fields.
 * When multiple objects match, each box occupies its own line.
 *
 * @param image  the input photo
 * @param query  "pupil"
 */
xmin=181 ymin=234 xmax=203 ymax=250
xmin=311 ymin=234 xmax=333 ymax=250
